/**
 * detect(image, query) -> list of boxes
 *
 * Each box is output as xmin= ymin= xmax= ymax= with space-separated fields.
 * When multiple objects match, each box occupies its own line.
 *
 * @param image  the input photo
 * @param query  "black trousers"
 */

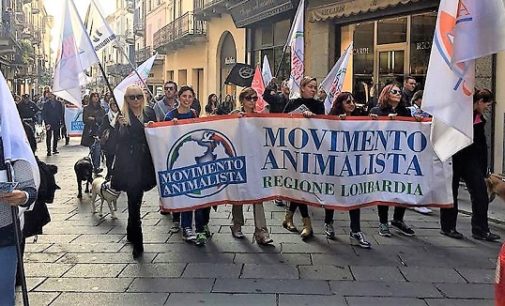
xmin=378 ymin=206 xmax=406 ymax=224
xmin=288 ymin=202 xmax=309 ymax=218
xmin=440 ymin=158 xmax=489 ymax=234
xmin=195 ymin=207 xmax=211 ymax=232
xmin=105 ymin=152 xmax=115 ymax=179
xmin=325 ymin=209 xmax=361 ymax=233
xmin=46 ymin=129 xmax=58 ymax=153
xmin=126 ymin=187 xmax=144 ymax=247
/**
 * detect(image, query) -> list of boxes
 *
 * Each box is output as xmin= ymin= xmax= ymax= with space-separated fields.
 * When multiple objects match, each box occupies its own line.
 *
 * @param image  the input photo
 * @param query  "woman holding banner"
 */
xmin=326 ymin=92 xmax=371 ymax=248
xmin=229 ymin=87 xmax=273 ymax=245
xmin=164 ymin=86 xmax=212 ymax=247
xmin=113 ymin=85 xmax=157 ymax=259
xmin=282 ymin=77 xmax=325 ymax=240
xmin=369 ymin=83 xmax=415 ymax=238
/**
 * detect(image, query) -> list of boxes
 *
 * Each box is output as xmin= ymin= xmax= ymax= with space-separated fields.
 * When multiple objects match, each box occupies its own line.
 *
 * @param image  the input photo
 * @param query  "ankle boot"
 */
xmin=254 ymin=227 xmax=273 ymax=245
xmin=300 ymin=217 xmax=313 ymax=240
xmin=282 ymin=211 xmax=297 ymax=232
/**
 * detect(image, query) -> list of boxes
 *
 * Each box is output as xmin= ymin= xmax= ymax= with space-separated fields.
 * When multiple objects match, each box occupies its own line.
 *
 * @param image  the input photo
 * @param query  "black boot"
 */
xmin=131 ymin=227 xmax=144 ymax=259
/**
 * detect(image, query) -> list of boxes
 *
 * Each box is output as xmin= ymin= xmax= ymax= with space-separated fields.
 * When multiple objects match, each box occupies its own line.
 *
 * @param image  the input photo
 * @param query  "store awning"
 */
xmin=309 ymin=0 xmax=421 ymax=22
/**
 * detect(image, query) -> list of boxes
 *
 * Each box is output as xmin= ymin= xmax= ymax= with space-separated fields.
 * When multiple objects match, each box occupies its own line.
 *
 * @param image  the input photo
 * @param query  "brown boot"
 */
xmin=282 ymin=211 xmax=297 ymax=232
xmin=254 ymin=227 xmax=273 ymax=245
xmin=300 ymin=217 xmax=313 ymax=240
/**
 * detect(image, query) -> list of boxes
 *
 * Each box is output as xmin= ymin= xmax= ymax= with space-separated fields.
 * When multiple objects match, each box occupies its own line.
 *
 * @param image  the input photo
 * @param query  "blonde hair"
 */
xmin=300 ymin=76 xmax=317 ymax=89
xmin=122 ymin=85 xmax=146 ymax=126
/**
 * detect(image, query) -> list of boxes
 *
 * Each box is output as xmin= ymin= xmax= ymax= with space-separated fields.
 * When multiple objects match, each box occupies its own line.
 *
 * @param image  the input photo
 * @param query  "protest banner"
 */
xmin=64 ymin=105 xmax=84 ymax=136
xmin=145 ymin=115 xmax=453 ymax=212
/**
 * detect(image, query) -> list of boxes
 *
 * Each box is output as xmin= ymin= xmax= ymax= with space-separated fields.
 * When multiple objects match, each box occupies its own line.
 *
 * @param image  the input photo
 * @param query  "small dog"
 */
xmin=74 ymin=156 xmax=93 ymax=198
xmin=90 ymin=176 xmax=120 ymax=219
xmin=486 ymin=173 xmax=505 ymax=203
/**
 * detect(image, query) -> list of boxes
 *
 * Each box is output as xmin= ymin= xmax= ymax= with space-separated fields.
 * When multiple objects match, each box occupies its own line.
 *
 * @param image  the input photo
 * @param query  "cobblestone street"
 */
xmin=17 ymin=138 xmax=504 ymax=306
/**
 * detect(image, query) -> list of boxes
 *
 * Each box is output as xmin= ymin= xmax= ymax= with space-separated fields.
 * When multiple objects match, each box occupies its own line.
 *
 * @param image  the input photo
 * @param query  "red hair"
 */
xmin=377 ymin=83 xmax=401 ymax=108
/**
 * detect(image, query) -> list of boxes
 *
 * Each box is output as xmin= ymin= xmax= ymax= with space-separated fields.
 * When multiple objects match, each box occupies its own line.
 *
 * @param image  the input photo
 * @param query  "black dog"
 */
xmin=74 ymin=156 xmax=93 ymax=198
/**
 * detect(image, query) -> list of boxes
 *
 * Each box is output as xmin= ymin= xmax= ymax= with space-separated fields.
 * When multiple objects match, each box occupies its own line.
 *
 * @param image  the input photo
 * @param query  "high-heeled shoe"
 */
xmin=254 ymin=228 xmax=273 ymax=245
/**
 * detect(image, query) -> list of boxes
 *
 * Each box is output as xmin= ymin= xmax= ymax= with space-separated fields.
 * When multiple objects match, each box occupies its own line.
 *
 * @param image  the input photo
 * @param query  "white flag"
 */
xmin=113 ymin=54 xmax=157 ymax=108
xmin=262 ymin=55 xmax=273 ymax=87
xmin=423 ymin=0 xmax=505 ymax=161
xmin=320 ymin=43 xmax=353 ymax=114
xmin=287 ymin=0 xmax=304 ymax=99
xmin=53 ymin=0 xmax=99 ymax=107
xmin=84 ymin=0 xmax=116 ymax=53
xmin=0 ymin=70 xmax=40 ymax=188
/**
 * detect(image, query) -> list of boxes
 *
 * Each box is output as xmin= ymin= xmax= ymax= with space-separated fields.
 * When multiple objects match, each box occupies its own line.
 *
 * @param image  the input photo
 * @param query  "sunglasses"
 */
xmin=244 ymin=96 xmax=258 ymax=102
xmin=165 ymin=86 xmax=175 ymax=91
xmin=127 ymin=94 xmax=144 ymax=101
xmin=389 ymin=89 xmax=401 ymax=95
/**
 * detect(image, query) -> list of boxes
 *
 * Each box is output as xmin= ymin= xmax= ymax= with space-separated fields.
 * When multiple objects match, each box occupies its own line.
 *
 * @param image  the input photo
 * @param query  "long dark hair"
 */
xmin=329 ymin=92 xmax=354 ymax=115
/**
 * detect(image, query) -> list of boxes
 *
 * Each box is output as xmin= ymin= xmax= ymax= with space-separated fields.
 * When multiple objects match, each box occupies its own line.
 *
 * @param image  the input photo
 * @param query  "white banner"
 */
xmin=64 ymin=105 xmax=84 ymax=136
xmin=145 ymin=115 xmax=453 ymax=212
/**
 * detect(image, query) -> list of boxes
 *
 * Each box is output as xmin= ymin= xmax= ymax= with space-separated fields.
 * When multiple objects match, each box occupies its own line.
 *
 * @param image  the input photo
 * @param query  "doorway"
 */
xmin=375 ymin=43 xmax=408 ymax=90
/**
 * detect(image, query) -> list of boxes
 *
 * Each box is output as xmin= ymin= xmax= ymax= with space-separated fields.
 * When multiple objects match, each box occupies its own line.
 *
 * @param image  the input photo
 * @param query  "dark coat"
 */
xmin=42 ymin=99 xmax=64 ymax=130
xmin=263 ymin=87 xmax=289 ymax=113
xmin=453 ymin=112 xmax=488 ymax=175
xmin=369 ymin=104 xmax=411 ymax=117
xmin=111 ymin=107 xmax=157 ymax=192
xmin=17 ymin=100 xmax=40 ymax=120
xmin=283 ymin=97 xmax=325 ymax=115
xmin=81 ymin=103 xmax=106 ymax=147
xmin=98 ymin=113 xmax=118 ymax=154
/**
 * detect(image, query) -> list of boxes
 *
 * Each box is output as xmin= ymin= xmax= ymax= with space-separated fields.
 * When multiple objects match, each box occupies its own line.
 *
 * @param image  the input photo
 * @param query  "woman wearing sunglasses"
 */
xmin=282 ymin=76 xmax=325 ymax=240
xmin=164 ymin=85 xmax=212 ymax=247
xmin=369 ymin=82 xmax=415 ymax=238
xmin=325 ymin=92 xmax=371 ymax=248
xmin=228 ymin=87 xmax=273 ymax=245
xmin=113 ymin=85 xmax=157 ymax=259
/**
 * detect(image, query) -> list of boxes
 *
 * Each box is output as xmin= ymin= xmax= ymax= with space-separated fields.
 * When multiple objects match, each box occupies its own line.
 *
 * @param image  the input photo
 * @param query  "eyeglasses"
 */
xmin=127 ymin=94 xmax=144 ymax=101
xmin=244 ymin=96 xmax=258 ymax=102
xmin=165 ymin=86 xmax=175 ymax=91
xmin=389 ymin=89 xmax=401 ymax=95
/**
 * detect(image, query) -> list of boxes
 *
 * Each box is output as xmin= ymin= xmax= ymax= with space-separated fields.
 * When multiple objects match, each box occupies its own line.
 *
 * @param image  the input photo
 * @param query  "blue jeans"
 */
xmin=180 ymin=209 xmax=209 ymax=232
xmin=90 ymin=140 xmax=101 ymax=171
xmin=180 ymin=211 xmax=193 ymax=229
xmin=0 ymin=245 xmax=17 ymax=306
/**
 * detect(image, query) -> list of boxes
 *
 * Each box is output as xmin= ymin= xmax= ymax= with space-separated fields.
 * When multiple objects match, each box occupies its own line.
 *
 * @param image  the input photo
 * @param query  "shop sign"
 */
xmin=416 ymin=41 xmax=432 ymax=50
xmin=354 ymin=47 xmax=370 ymax=54
xmin=225 ymin=57 xmax=236 ymax=65
xmin=230 ymin=0 xmax=296 ymax=28
xmin=309 ymin=0 xmax=420 ymax=22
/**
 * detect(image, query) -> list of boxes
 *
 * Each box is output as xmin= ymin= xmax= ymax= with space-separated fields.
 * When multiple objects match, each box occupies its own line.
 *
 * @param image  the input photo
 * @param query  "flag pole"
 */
xmin=96 ymin=62 xmax=123 ymax=115
xmin=274 ymin=46 xmax=288 ymax=79
xmin=5 ymin=159 xmax=30 ymax=306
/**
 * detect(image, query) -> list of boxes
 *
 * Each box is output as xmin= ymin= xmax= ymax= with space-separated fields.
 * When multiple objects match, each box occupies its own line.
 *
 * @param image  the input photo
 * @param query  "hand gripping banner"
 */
xmin=145 ymin=115 xmax=453 ymax=212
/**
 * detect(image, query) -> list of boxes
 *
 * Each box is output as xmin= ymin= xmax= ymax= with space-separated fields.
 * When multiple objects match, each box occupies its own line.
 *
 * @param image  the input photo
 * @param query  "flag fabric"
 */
xmin=53 ymin=0 xmax=99 ymax=108
xmin=286 ymin=0 xmax=304 ymax=99
xmin=320 ymin=43 xmax=353 ymax=114
xmin=84 ymin=0 xmax=116 ymax=53
xmin=0 ymin=70 xmax=40 ymax=188
xmin=251 ymin=66 xmax=266 ymax=113
xmin=224 ymin=63 xmax=255 ymax=87
xmin=262 ymin=55 xmax=273 ymax=87
xmin=113 ymin=53 xmax=157 ymax=108
xmin=423 ymin=0 xmax=505 ymax=161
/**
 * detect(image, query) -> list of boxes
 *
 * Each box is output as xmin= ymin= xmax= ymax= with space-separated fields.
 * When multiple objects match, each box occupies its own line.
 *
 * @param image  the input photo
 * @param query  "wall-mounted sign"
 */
xmin=225 ymin=57 xmax=236 ymax=65
xmin=230 ymin=0 xmax=296 ymax=28
xmin=416 ymin=41 xmax=431 ymax=50
xmin=353 ymin=48 xmax=370 ymax=54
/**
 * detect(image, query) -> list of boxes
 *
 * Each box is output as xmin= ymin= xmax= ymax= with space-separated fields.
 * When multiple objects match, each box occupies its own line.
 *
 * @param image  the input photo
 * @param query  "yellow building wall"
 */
xmin=494 ymin=51 xmax=505 ymax=173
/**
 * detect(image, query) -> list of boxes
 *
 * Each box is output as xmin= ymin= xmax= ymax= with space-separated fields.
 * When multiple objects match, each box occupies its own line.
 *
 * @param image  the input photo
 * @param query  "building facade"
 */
xmin=0 ymin=0 xmax=53 ymax=95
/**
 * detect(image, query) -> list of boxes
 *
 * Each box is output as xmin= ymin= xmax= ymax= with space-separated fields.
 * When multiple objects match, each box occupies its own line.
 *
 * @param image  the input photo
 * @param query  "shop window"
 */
xmin=261 ymin=25 xmax=274 ymax=48
xmin=352 ymin=22 xmax=374 ymax=105
xmin=410 ymin=11 xmax=437 ymax=86
xmin=274 ymin=19 xmax=290 ymax=46
xmin=377 ymin=17 xmax=407 ymax=45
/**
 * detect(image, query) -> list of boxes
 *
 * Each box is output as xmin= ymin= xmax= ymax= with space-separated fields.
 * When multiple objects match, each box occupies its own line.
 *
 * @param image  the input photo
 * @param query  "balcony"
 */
xmin=194 ymin=0 xmax=238 ymax=20
xmin=126 ymin=0 xmax=135 ymax=14
xmin=134 ymin=15 xmax=144 ymax=36
xmin=0 ymin=24 xmax=17 ymax=55
xmin=136 ymin=46 xmax=165 ymax=64
xmin=21 ymin=24 xmax=34 ymax=40
xmin=31 ymin=1 xmax=40 ymax=14
xmin=125 ymin=29 xmax=135 ymax=44
xmin=33 ymin=31 xmax=41 ymax=45
xmin=153 ymin=12 xmax=206 ymax=54
xmin=107 ymin=63 xmax=130 ymax=77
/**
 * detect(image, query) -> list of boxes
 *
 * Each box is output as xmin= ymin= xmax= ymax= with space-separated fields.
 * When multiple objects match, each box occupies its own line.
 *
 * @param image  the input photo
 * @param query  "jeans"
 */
xmin=181 ymin=211 xmax=193 ymax=229
xmin=90 ymin=140 xmax=101 ymax=171
xmin=181 ymin=208 xmax=210 ymax=232
xmin=0 ymin=245 xmax=17 ymax=306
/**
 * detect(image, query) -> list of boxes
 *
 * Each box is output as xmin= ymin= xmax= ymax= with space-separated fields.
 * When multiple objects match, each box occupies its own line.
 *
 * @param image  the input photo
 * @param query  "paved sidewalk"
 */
xmin=17 ymin=138 xmax=503 ymax=306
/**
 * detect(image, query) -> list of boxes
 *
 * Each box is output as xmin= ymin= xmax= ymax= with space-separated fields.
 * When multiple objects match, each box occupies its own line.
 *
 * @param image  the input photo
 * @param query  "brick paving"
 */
xmin=16 ymin=138 xmax=503 ymax=305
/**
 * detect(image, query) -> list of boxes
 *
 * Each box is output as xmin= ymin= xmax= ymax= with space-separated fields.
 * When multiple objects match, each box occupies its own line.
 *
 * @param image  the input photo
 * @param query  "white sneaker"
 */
xmin=414 ymin=207 xmax=432 ymax=215
xmin=182 ymin=227 xmax=196 ymax=241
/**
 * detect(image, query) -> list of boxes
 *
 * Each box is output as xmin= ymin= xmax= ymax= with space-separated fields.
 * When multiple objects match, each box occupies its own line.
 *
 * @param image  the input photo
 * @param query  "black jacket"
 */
xmin=81 ymin=104 xmax=106 ymax=147
xmin=17 ymin=100 xmax=40 ymax=120
xmin=263 ymin=87 xmax=289 ymax=113
xmin=453 ymin=112 xmax=488 ymax=175
xmin=369 ymin=104 xmax=411 ymax=117
xmin=111 ymin=107 xmax=157 ymax=192
xmin=42 ymin=99 xmax=64 ymax=130
xmin=283 ymin=97 xmax=325 ymax=115
xmin=98 ymin=113 xmax=118 ymax=154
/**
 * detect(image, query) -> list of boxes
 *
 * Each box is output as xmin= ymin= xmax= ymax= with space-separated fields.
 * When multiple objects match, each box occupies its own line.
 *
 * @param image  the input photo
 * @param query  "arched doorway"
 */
xmin=218 ymin=31 xmax=237 ymax=100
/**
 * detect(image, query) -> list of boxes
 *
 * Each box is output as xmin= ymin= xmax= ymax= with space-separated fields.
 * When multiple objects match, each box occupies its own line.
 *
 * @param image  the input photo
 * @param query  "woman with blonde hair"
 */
xmin=282 ymin=77 xmax=325 ymax=240
xmin=369 ymin=82 xmax=414 ymax=237
xmin=228 ymin=87 xmax=273 ymax=245
xmin=112 ymin=85 xmax=157 ymax=259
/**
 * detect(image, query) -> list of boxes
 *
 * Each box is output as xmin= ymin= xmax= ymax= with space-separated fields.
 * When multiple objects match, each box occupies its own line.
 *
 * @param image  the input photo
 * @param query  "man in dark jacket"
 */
xmin=400 ymin=76 xmax=416 ymax=107
xmin=16 ymin=94 xmax=40 ymax=131
xmin=42 ymin=92 xmax=64 ymax=156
